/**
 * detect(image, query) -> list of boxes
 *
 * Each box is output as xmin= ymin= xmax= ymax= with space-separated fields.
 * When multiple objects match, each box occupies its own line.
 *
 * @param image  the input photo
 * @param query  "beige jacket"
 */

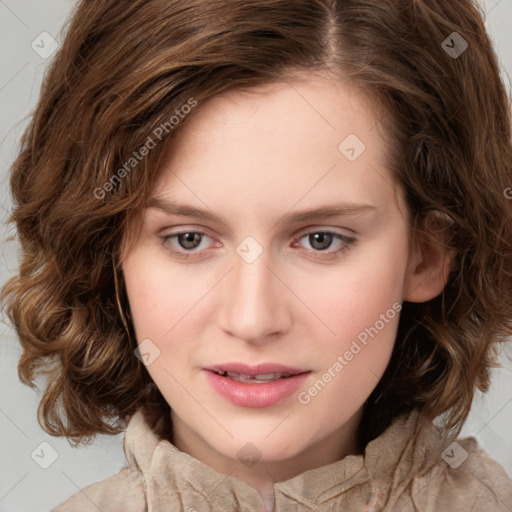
xmin=52 ymin=408 xmax=512 ymax=511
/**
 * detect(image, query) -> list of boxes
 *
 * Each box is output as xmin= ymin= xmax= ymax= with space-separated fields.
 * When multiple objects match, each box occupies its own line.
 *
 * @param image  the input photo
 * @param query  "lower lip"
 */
xmin=204 ymin=370 xmax=311 ymax=408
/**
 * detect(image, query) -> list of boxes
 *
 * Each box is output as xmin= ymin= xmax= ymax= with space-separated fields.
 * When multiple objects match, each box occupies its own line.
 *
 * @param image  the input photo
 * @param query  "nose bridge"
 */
xmin=219 ymin=240 xmax=285 ymax=341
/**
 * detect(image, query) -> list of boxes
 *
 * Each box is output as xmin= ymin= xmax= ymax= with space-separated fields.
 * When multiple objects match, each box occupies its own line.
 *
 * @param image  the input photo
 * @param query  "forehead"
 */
xmin=166 ymin=74 xmax=383 ymax=157
xmin=151 ymin=75 xmax=398 ymax=219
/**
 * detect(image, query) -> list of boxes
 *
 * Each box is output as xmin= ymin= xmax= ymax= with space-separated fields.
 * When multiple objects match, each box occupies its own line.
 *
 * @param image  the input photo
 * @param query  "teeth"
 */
xmin=216 ymin=371 xmax=292 ymax=383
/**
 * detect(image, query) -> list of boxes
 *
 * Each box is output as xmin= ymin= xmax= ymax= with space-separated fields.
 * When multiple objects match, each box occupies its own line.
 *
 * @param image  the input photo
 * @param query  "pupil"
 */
xmin=310 ymin=233 xmax=332 ymax=250
xmin=179 ymin=232 xmax=201 ymax=249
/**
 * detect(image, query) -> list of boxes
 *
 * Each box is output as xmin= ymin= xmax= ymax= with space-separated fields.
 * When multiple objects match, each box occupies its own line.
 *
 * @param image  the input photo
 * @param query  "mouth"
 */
xmin=209 ymin=370 xmax=300 ymax=383
xmin=204 ymin=362 xmax=311 ymax=383
xmin=203 ymin=366 xmax=312 ymax=408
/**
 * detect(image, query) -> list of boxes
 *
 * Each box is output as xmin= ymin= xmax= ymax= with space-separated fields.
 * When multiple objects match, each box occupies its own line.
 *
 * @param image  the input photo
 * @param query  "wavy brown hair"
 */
xmin=2 ymin=0 xmax=512 ymax=450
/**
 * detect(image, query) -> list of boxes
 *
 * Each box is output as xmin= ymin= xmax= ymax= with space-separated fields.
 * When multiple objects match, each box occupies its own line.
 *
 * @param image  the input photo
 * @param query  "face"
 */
xmin=121 ymin=73 xmax=415 ymax=478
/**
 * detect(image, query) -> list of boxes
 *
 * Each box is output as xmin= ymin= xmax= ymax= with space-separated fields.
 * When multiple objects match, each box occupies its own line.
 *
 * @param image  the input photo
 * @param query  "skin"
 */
xmin=121 ymin=71 xmax=452 ymax=511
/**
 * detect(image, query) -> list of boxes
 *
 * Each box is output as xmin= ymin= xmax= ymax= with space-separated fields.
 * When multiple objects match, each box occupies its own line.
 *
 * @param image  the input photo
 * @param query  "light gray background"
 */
xmin=1 ymin=1 xmax=512 ymax=511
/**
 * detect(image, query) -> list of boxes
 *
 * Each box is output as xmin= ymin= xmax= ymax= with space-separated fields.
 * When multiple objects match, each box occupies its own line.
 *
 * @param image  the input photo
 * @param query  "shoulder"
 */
xmin=51 ymin=465 xmax=146 ymax=512
xmin=414 ymin=436 xmax=512 ymax=511
xmin=372 ymin=411 xmax=512 ymax=511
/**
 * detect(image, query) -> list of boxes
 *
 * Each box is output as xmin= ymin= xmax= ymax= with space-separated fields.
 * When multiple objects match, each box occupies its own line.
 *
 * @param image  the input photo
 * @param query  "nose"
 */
xmin=217 ymin=245 xmax=292 ymax=344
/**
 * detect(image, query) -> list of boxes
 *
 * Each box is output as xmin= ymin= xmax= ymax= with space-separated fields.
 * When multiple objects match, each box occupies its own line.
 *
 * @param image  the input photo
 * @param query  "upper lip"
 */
xmin=204 ymin=363 xmax=310 ymax=376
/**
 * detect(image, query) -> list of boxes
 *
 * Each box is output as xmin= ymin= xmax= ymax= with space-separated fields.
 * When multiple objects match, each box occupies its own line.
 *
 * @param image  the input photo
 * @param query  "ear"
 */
xmin=403 ymin=211 xmax=455 ymax=303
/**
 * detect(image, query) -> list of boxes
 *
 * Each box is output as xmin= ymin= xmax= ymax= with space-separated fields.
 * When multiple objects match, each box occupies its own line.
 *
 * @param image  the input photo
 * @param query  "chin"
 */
xmin=222 ymin=435 xmax=305 ymax=463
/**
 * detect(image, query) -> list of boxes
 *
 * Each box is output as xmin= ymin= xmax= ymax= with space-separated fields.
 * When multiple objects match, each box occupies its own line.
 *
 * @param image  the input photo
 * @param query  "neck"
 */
xmin=170 ymin=407 xmax=364 ymax=509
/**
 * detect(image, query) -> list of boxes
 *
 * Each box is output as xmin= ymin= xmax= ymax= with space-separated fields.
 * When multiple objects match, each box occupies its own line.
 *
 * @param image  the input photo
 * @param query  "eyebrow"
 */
xmin=146 ymin=197 xmax=377 ymax=227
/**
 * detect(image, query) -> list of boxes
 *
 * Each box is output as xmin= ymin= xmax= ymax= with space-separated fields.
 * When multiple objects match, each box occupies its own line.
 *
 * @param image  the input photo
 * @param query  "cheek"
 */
xmin=297 ymin=229 xmax=408 ymax=409
xmin=122 ymin=247 xmax=187 ymax=339
xmin=304 ymin=232 xmax=408 ymax=340
xmin=300 ymin=256 xmax=405 ymax=425
xmin=122 ymin=250 xmax=204 ymax=393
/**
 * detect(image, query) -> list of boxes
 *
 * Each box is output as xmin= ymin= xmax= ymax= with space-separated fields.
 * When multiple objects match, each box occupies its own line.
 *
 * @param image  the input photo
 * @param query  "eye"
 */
xmin=171 ymin=232 xmax=204 ymax=250
xmin=292 ymin=230 xmax=356 ymax=259
xmin=161 ymin=231 xmax=217 ymax=259
xmin=160 ymin=228 xmax=356 ymax=261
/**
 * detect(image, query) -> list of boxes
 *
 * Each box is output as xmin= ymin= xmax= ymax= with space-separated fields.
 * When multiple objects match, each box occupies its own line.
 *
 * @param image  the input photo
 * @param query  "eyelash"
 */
xmin=160 ymin=229 xmax=356 ymax=261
